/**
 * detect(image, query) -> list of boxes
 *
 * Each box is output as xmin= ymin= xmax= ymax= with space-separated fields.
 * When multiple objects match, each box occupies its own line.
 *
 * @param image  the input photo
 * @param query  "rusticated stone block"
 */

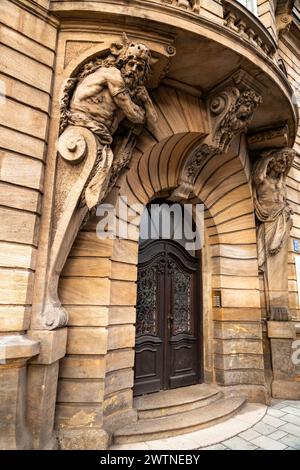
xmin=58 ymin=428 xmax=109 ymax=450
xmin=28 ymin=328 xmax=67 ymax=365
xmin=270 ymin=338 xmax=295 ymax=379
xmin=272 ymin=379 xmax=300 ymax=399
xmin=215 ymin=369 xmax=265 ymax=386
xmin=215 ymin=353 xmax=264 ymax=370
xmin=59 ymin=356 xmax=106 ymax=379
xmin=55 ymin=403 xmax=103 ymax=429
xmin=0 ymin=364 xmax=31 ymax=449
xmin=104 ymin=409 xmax=137 ymax=434
xmin=213 ymin=307 xmax=262 ymax=322
xmin=67 ymin=327 xmax=107 ymax=355
xmin=57 ymin=379 xmax=105 ymax=403
xmin=67 ymin=306 xmax=108 ymax=327
xmin=103 ymin=389 xmax=133 ymax=417
xmin=110 ymin=280 xmax=137 ymax=306
xmin=104 ymin=368 xmax=134 ymax=396
xmin=106 ymin=349 xmax=135 ymax=372
xmin=107 ymin=325 xmax=135 ymax=350
xmin=221 ymin=384 xmax=268 ymax=404
xmin=108 ymin=306 xmax=136 ymax=325
xmin=0 ymin=306 xmax=31 ymax=332
xmin=214 ymin=321 xmax=263 ymax=340
xmin=214 ymin=338 xmax=263 ymax=355
xmin=27 ymin=362 xmax=59 ymax=450
xmin=268 ymin=321 xmax=296 ymax=339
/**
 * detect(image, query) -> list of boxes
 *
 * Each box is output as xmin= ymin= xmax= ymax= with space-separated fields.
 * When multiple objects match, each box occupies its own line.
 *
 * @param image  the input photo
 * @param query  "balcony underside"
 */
xmin=50 ymin=1 xmax=298 ymax=145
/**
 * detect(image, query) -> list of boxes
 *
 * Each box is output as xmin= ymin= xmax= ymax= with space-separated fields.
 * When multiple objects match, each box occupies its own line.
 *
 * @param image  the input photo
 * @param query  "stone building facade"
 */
xmin=1 ymin=0 xmax=300 ymax=450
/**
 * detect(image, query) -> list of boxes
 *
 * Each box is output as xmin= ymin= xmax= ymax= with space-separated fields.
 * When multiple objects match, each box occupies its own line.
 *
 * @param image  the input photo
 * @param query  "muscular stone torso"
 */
xmin=70 ymin=67 xmax=126 ymax=135
xmin=257 ymin=175 xmax=286 ymax=214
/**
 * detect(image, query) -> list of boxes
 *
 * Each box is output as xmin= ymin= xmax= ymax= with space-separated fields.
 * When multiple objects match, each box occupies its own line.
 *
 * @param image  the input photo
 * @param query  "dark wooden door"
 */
xmin=134 ymin=240 xmax=201 ymax=396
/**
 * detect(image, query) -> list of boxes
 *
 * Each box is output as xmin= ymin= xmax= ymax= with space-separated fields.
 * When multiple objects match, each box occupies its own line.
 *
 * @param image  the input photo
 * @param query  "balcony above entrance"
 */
xmin=50 ymin=0 xmax=298 ymax=147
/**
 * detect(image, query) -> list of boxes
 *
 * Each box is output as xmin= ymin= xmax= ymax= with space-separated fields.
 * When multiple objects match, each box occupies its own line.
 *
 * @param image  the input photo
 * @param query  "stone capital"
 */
xmin=27 ymin=328 xmax=67 ymax=365
xmin=0 ymin=335 xmax=40 ymax=364
xmin=267 ymin=321 xmax=296 ymax=339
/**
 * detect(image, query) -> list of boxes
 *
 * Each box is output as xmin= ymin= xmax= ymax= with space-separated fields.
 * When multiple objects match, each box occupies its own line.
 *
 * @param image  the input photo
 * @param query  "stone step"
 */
xmin=114 ymin=397 xmax=246 ymax=444
xmin=134 ymin=384 xmax=222 ymax=419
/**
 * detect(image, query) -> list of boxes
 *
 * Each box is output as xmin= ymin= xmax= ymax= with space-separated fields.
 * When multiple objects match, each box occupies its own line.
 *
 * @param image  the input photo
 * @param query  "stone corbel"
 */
xmin=42 ymin=125 xmax=98 ymax=329
xmin=39 ymin=36 xmax=160 ymax=331
xmin=248 ymin=124 xmax=289 ymax=150
xmin=276 ymin=0 xmax=295 ymax=37
xmin=171 ymin=85 xmax=262 ymax=200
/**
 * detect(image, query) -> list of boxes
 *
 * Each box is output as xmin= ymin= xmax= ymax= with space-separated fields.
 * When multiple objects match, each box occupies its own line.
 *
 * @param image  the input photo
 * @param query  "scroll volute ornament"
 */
xmin=42 ymin=34 xmax=158 ymax=329
xmin=171 ymin=87 xmax=262 ymax=200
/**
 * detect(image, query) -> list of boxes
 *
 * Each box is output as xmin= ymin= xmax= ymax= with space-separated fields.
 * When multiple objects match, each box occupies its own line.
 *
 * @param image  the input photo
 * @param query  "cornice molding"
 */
xmin=11 ymin=0 xmax=59 ymax=27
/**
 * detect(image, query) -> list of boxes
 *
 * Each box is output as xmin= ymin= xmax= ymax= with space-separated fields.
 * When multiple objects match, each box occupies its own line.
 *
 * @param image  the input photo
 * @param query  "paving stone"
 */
xmin=262 ymin=415 xmax=286 ymax=428
xmin=282 ymin=401 xmax=300 ymax=409
xmin=280 ymin=423 xmax=300 ymax=438
xmin=203 ymin=444 xmax=228 ymax=450
xmin=253 ymin=422 xmax=278 ymax=436
xmin=281 ymin=414 xmax=300 ymax=426
xmin=267 ymin=408 xmax=287 ymax=418
xmin=268 ymin=430 xmax=287 ymax=441
xmin=222 ymin=436 xmax=257 ymax=450
xmin=234 ymin=404 xmax=266 ymax=425
xmin=250 ymin=436 xmax=287 ymax=450
xmin=238 ymin=429 xmax=261 ymax=441
xmin=280 ymin=406 xmax=300 ymax=417
xmin=270 ymin=402 xmax=288 ymax=410
xmin=279 ymin=434 xmax=300 ymax=450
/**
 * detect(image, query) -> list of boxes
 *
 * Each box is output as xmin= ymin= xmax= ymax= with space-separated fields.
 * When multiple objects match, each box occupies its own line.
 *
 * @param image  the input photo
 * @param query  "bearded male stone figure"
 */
xmin=60 ymin=34 xmax=158 ymax=209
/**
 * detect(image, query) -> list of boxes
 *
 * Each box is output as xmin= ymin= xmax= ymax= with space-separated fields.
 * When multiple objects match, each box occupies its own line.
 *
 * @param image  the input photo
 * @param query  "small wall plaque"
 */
xmin=212 ymin=290 xmax=222 ymax=308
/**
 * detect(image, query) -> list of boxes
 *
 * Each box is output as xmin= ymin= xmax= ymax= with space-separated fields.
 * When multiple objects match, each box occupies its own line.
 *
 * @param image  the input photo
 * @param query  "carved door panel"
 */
xmin=134 ymin=240 xmax=201 ymax=396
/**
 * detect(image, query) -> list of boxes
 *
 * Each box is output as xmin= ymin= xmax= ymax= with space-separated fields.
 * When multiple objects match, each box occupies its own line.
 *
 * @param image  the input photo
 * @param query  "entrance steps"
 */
xmin=134 ymin=384 xmax=222 ymax=419
xmin=114 ymin=384 xmax=246 ymax=444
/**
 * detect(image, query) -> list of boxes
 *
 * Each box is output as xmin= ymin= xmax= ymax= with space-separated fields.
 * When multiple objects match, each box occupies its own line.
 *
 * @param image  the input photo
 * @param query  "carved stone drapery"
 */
xmin=42 ymin=34 xmax=158 ymax=329
xmin=252 ymin=147 xmax=297 ymax=320
xmin=171 ymin=86 xmax=262 ymax=200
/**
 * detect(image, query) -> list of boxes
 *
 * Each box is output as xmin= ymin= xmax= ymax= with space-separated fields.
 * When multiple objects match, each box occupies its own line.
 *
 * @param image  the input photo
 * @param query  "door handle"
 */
xmin=168 ymin=316 xmax=174 ymax=332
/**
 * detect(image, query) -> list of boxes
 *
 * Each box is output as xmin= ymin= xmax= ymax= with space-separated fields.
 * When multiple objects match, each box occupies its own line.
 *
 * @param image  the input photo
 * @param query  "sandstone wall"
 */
xmin=0 ymin=0 xmax=58 ymax=333
xmin=278 ymin=27 xmax=300 ymax=320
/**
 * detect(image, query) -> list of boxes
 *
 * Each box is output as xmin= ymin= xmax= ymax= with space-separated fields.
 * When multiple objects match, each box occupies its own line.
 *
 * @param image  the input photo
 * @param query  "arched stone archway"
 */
xmin=29 ymin=36 xmax=268 ymax=449
xmin=56 ymin=119 xmax=266 ymax=446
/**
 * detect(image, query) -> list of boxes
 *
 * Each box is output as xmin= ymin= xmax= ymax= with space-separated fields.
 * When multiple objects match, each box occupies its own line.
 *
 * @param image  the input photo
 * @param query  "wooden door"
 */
xmin=134 ymin=240 xmax=201 ymax=396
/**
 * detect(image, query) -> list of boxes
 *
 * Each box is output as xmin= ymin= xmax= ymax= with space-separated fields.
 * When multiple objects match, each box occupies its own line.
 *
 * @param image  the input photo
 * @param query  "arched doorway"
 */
xmin=133 ymin=201 xmax=203 ymax=396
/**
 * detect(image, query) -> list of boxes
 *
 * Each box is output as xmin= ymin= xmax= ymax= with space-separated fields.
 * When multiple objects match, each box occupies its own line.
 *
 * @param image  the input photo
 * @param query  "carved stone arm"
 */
xmin=113 ymin=91 xmax=146 ymax=124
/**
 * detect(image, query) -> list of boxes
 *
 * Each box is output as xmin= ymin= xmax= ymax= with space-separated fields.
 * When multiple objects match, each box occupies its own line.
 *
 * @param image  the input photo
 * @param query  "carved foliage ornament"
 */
xmin=42 ymin=34 xmax=158 ymax=329
xmin=172 ymin=87 xmax=262 ymax=200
